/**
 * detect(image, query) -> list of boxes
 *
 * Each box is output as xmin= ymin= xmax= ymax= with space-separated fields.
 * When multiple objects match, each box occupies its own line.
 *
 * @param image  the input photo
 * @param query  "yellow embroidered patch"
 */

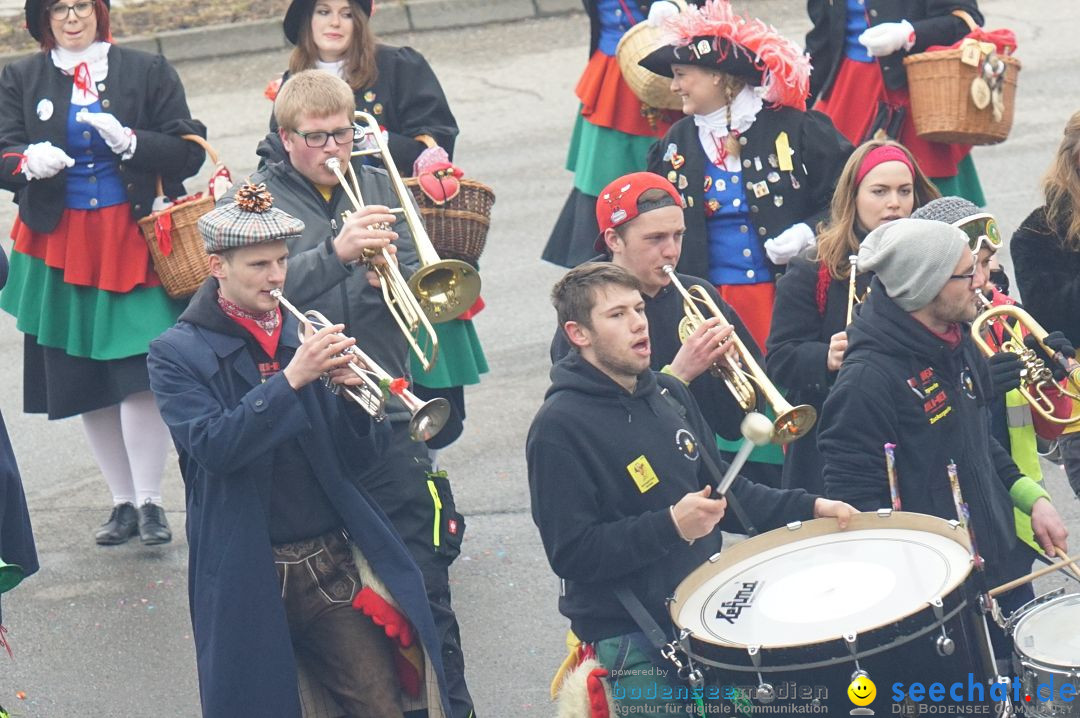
xmin=627 ymin=455 xmax=660 ymax=494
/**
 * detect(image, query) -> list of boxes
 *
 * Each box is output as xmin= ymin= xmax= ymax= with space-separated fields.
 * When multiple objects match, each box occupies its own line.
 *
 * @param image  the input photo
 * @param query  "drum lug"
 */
xmin=784 ymin=521 xmax=802 ymax=531
xmin=992 ymin=676 xmax=1014 ymax=717
xmin=929 ymin=597 xmax=956 ymax=656
xmin=744 ymin=644 xmax=775 ymax=703
xmin=876 ymin=508 xmax=893 ymax=518
xmin=707 ymin=552 xmax=723 ymax=564
xmin=844 ymin=632 xmax=869 ymax=680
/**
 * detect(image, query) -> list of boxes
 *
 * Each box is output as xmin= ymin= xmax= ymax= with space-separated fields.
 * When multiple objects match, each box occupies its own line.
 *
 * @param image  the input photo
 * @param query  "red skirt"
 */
xmin=815 ymin=58 xmax=970 ymax=179
xmin=575 ymin=50 xmax=680 ymax=138
xmin=719 ymin=282 xmax=775 ymax=354
xmin=12 ymin=204 xmax=160 ymax=293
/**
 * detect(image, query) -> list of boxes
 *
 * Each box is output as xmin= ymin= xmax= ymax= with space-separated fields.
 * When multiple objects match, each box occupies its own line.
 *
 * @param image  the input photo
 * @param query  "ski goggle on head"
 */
xmin=952 ymin=213 xmax=1002 ymax=253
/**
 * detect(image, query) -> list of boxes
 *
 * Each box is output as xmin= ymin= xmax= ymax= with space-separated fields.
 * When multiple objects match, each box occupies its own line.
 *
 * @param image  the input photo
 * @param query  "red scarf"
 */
xmin=217 ymin=293 xmax=282 ymax=360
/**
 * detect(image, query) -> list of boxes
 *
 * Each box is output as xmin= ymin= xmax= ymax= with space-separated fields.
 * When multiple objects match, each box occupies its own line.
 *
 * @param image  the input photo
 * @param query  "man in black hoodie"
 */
xmin=818 ymin=217 xmax=1069 ymax=653
xmin=529 ymin=263 xmax=854 ymax=714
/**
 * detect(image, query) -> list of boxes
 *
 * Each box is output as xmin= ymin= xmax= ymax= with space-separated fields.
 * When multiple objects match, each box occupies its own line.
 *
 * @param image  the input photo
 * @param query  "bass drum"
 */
xmin=670 ymin=511 xmax=997 ymax=712
xmin=1010 ymin=591 xmax=1080 ymax=716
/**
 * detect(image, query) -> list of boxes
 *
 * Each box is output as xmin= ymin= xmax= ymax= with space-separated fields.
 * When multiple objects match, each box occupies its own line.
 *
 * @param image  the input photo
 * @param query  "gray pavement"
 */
xmin=1 ymin=2 xmax=1080 ymax=716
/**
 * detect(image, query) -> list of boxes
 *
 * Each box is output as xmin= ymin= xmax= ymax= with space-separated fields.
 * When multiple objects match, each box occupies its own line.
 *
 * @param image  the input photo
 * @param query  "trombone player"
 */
xmin=147 ymin=183 xmax=451 ymax=716
xmin=242 ymin=69 xmax=477 ymax=714
xmin=549 ymin=172 xmax=785 ymax=486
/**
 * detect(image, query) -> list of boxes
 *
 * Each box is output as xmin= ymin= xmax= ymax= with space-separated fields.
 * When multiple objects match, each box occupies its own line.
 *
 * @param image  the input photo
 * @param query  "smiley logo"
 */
xmin=848 ymin=674 xmax=876 ymax=707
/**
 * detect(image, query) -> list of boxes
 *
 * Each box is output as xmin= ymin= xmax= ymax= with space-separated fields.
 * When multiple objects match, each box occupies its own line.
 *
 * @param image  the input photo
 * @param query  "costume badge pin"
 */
xmin=753 ymin=156 xmax=763 ymax=171
xmin=671 ymin=153 xmax=685 ymax=170
xmin=372 ymin=102 xmax=384 ymax=115
xmin=667 ymin=170 xmax=678 ymax=183
xmin=703 ymin=176 xmax=713 ymax=193
xmin=767 ymin=171 xmax=780 ymax=184
xmin=610 ymin=208 xmax=628 ymax=224
xmin=675 ymin=429 xmax=699 ymax=461
xmin=678 ymin=174 xmax=688 ymax=190
xmin=36 ymin=99 xmax=53 ymax=121
xmin=363 ymin=90 xmax=376 ymax=102
xmin=715 ymin=178 xmax=726 ymax=192
xmin=663 ymin=143 xmax=677 ymax=162
xmin=752 ymin=181 xmax=770 ymax=198
xmin=774 ymin=194 xmax=784 ymax=207
xmin=960 ymin=369 xmax=977 ymax=399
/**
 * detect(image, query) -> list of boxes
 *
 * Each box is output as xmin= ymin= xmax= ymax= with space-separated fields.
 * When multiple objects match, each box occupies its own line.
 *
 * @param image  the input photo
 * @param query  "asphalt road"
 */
xmin=2 ymin=3 xmax=1080 ymax=716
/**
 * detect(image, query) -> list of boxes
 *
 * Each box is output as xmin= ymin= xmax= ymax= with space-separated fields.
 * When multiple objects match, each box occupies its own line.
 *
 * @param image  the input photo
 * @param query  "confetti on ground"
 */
xmin=15 ymin=692 xmax=25 ymax=700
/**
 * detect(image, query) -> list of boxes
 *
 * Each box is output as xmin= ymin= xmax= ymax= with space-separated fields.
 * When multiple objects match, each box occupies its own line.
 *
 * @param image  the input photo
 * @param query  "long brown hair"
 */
xmin=288 ymin=0 xmax=378 ymax=92
xmin=1042 ymin=110 xmax=1080 ymax=250
xmin=39 ymin=0 xmax=111 ymax=51
xmin=813 ymin=139 xmax=939 ymax=280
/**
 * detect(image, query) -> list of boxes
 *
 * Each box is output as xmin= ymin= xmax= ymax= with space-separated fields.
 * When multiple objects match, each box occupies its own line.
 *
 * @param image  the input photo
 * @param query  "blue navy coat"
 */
xmin=0 ymin=248 xmax=39 ymax=623
xmin=147 ymin=279 xmax=451 ymax=717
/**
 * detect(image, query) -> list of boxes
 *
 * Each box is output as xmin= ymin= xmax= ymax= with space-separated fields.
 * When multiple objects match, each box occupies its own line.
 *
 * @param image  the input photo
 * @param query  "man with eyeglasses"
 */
xmin=235 ymin=69 xmax=477 ymax=716
xmin=818 ymin=216 xmax=1069 ymax=664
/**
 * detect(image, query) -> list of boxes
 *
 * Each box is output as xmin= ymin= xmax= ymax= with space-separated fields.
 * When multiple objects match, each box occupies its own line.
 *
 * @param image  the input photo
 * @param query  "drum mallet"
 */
xmin=715 ymin=412 xmax=775 ymax=495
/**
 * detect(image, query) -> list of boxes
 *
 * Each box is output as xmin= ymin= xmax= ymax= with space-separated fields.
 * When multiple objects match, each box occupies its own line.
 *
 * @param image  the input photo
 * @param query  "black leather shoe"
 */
xmin=95 ymin=503 xmax=139 ymax=545
xmin=137 ymin=501 xmax=172 ymax=545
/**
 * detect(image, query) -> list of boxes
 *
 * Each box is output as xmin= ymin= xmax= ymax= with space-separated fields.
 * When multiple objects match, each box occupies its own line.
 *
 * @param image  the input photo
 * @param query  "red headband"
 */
xmin=855 ymin=145 xmax=915 ymax=187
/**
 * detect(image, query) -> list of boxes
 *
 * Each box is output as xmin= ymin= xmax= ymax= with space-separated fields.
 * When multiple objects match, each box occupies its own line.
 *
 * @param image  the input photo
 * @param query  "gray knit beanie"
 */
xmin=910 ymin=196 xmax=981 ymax=224
xmin=857 ymin=218 xmax=970 ymax=312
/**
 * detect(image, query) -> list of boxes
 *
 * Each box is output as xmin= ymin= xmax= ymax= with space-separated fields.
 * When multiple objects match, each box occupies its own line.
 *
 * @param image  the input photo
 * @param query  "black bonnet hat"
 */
xmin=283 ymin=0 xmax=373 ymax=46
xmin=25 ymin=0 xmax=110 ymax=43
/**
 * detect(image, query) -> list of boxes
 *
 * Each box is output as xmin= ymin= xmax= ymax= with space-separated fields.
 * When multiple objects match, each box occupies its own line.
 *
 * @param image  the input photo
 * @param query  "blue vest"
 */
xmin=65 ymin=100 xmax=127 ymax=210
xmin=844 ymin=0 xmax=875 ymax=63
xmin=596 ymin=0 xmax=644 ymax=56
xmin=703 ymin=160 xmax=768 ymax=285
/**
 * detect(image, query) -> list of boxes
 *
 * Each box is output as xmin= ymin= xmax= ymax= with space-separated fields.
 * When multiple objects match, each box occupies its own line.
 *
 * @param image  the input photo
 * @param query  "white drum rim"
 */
xmin=670 ymin=511 xmax=974 ymax=651
xmin=1012 ymin=592 xmax=1080 ymax=669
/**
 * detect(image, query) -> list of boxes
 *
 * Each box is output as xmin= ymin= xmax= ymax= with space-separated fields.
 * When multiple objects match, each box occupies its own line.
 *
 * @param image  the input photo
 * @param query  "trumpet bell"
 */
xmin=410 ymin=397 xmax=451 ymax=442
xmin=409 ymin=258 xmax=482 ymax=323
xmin=771 ymin=405 xmax=818 ymax=445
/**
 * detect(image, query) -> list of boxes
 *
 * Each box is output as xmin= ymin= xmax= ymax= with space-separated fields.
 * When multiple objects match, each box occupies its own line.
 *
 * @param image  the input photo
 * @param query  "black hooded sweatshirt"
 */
xmin=819 ymin=279 xmax=1031 ymax=586
xmin=527 ymin=352 xmax=816 ymax=642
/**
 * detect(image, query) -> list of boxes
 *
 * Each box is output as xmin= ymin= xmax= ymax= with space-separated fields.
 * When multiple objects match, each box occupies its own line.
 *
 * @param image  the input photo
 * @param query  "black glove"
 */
xmin=1024 ymin=333 xmax=1073 ymax=382
xmin=987 ymin=351 xmax=1023 ymax=398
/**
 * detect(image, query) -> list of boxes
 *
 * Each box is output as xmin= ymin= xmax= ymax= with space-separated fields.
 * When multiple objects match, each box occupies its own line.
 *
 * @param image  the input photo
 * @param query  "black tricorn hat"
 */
xmin=283 ymin=0 xmax=373 ymax=46
xmin=639 ymin=35 xmax=763 ymax=84
xmin=25 ymin=0 xmax=110 ymax=43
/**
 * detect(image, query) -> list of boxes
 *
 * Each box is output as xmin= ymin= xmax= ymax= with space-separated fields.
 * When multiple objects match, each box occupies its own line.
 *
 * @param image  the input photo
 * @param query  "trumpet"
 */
xmin=325 ymin=156 xmax=438 ymax=372
xmin=351 ymin=111 xmax=481 ymax=323
xmin=662 ymin=265 xmax=816 ymax=444
xmin=846 ymin=254 xmax=859 ymax=325
xmin=971 ymin=294 xmax=1080 ymax=426
xmin=271 ymin=289 xmax=450 ymax=442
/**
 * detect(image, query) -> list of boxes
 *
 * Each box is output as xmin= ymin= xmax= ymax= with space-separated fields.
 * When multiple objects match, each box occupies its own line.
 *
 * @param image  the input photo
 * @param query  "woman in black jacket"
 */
xmin=767 ymin=139 xmax=939 ymax=492
xmin=0 ymin=0 xmax=205 ymax=547
xmin=806 ymin=0 xmax=985 ymax=203
xmin=1012 ymin=109 xmax=1080 ymax=499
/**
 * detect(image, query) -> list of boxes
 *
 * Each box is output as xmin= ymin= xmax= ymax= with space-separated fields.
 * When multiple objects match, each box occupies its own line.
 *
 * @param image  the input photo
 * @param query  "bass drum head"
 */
xmin=671 ymin=512 xmax=974 ymax=669
xmin=1013 ymin=593 xmax=1080 ymax=668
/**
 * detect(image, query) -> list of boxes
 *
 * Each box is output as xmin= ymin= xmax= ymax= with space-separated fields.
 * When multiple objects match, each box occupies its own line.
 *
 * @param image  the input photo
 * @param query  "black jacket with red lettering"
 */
xmin=527 ymin=352 xmax=816 ymax=642
xmin=818 ymin=278 xmax=1030 ymax=586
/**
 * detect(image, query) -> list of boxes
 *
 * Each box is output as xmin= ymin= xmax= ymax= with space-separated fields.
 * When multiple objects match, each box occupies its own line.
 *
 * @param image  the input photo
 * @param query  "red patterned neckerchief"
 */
xmin=217 ymin=292 xmax=282 ymax=359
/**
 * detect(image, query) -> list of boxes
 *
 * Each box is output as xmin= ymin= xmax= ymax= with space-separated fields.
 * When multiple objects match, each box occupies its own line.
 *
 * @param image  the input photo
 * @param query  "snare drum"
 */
xmin=1010 ymin=592 xmax=1080 ymax=716
xmin=670 ymin=511 xmax=996 ymax=711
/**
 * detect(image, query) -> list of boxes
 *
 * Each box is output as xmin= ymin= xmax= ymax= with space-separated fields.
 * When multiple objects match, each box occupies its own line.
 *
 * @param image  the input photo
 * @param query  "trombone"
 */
xmin=971 ymin=294 xmax=1080 ymax=426
xmin=662 ymin=265 xmax=817 ymax=444
xmin=325 ymin=156 xmax=438 ymax=372
xmin=351 ymin=111 xmax=481 ymax=323
xmin=271 ymin=289 xmax=450 ymax=442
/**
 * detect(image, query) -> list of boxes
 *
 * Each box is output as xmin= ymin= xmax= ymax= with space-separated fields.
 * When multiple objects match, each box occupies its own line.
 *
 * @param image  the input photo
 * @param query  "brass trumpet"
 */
xmin=662 ymin=265 xmax=817 ymax=444
xmin=271 ymin=289 xmax=450 ymax=442
xmin=971 ymin=294 xmax=1080 ymax=426
xmin=325 ymin=156 xmax=438 ymax=372
xmin=846 ymin=254 xmax=859 ymax=325
xmin=351 ymin=111 xmax=481 ymax=323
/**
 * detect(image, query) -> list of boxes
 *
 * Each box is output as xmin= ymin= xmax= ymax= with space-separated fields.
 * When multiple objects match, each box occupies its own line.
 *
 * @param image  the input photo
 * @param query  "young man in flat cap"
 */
xmin=550 ymin=171 xmax=784 ymax=486
xmin=818 ymin=216 xmax=1069 ymax=656
xmin=147 ymin=184 xmax=452 ymax=717
xmin=246 ymin=69 xmax=476 ymax=717
xmin=530 ymin=262 xmax=854 ymax=715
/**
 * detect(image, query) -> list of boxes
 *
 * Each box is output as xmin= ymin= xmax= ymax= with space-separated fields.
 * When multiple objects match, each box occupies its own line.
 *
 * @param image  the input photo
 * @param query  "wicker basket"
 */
xmin=404 ymin=178 xmax=495 ymax=266
xmin=138 ymin=135 xmax=221 ymax=298
xmin=615 ymin=0 xmax=687 ymax=112
xmin=903 ymin=49 xmax=1020 ymax=145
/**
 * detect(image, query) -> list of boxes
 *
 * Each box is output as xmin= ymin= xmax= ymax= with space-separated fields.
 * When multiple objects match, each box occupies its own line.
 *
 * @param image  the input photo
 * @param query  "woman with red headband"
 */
xmin=0 ymin=0 xmax=205 ymax=546
xmin=766 ymin=140 xmax=939 ymax=492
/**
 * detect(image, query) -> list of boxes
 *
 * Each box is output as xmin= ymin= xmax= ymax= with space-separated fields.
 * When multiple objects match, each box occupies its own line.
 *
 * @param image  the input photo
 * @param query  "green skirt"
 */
xmin=930 ymin=154 xmax=986 ymax=207
xmin=0 ymin=252 xmax=184 ymax=360
xmin=410 ymin=318 xmax=488 ymax=389
xmin=566 ymin=112 xmax=658 ymax=197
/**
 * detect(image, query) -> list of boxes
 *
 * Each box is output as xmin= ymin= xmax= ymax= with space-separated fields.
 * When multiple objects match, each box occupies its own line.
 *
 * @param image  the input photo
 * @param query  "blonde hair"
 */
xmin=274 ymin=69 xmax=356 ymax=131
xmin=1042 ymin=110 xmax=1080 ymax=250
xmin=288 ymin=0 xmax=379 ymax=92
xmin=813 ymin=139 xmax=939 ymax=280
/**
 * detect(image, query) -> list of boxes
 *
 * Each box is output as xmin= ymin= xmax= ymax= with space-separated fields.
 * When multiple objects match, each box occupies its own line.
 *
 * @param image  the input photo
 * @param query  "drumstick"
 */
xmin=1053 ymin=545 xmax=1080 ymax=582
xmin=989 ymin=551 xmax=1080 ymax=596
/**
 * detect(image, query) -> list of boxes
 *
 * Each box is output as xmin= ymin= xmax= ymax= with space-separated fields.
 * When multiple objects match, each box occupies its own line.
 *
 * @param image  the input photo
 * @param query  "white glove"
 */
xmin=647 ymin=0 xmax=679 ymax=27
xmin=76 ymin=109 xmax=135 ymax=157
xmin=22 ymin=141 xmax=75 ymax=181
xmin=858 ymin=20 xmax=916 ymax=57
xmin=764 ymin=222 xmax=815 ymax=265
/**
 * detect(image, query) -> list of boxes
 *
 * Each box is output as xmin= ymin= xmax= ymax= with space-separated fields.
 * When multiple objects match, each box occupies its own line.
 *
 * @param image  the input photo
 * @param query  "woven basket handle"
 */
xmin=152 ymin=134 xmax=224 ymax=198
xmin=950 ymin=9 xmax=980 ymax=32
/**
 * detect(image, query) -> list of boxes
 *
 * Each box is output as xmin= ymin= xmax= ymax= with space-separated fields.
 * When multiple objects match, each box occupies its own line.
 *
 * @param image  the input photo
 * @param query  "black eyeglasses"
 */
xmin=292 ymin=127 xmax=355 ymax=149
xmin=947 ymin=251 xmax=982 ymax=286
xmin=952 ymin=213 xmax=1002 ymax=253
xmin=50 ymin=1 xmax=95 ymax=20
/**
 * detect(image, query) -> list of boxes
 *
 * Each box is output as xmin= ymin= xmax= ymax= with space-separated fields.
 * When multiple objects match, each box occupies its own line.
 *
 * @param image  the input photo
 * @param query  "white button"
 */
xmin=742 ymin=248 xmax=752 ymax=257
xmin=89 ymin=198 xmax=98 ymax=207
xmin=740 ymin=225 xmax=748 ymax=233
xmin=731 ymin=175 xmax=739 ymax=183
xmin=733 ymin=199 xmax=741 ymax=207
xmin=746 ymin=269 xmax=755 ymax=279
xmin=82 ymin=131 xmax=91 ymax=139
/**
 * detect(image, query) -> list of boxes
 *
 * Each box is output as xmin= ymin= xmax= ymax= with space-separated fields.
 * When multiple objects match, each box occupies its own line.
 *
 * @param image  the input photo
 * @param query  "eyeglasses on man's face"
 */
xmin=292 ymin=127 xmax=356 ymax=149
xmin=50 ymin=1 xmax=95 ymax=20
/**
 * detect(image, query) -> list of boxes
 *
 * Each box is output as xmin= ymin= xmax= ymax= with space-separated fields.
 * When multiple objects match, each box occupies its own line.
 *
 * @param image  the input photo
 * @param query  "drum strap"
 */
xmin=612 ymin=586 xmax=671 ymax=651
